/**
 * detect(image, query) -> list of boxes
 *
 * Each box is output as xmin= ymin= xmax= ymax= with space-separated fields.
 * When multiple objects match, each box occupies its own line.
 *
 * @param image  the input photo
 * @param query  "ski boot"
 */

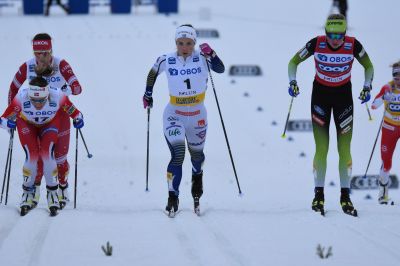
xmin=47 ymin=186 xmax=60 ymax=217
xmin=165 ymin=191 xmax=179 ymax=218
xmin=20 ymin=186 xmax=35 ymax=216
xmin=378 ymin=181 xmax=389 ymax=204
xmin=58 ymin=183 xmax=70 ymax=209
xmin=32 ymin=183 xmax=41 ymax=209
xmin=192 ymin=172 xmax=203 ymax=216
xmin=340 ymin=188 xmax=357 ymax=217
xmin=311 ymin=187 xmax=325 ymax=216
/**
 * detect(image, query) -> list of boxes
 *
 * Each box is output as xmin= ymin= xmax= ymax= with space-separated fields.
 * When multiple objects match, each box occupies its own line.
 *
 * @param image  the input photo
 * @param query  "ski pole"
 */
xmin=74 ymin=128 xmax=78 ymax=209
xmin=282 ymin=97 xmax=294 ymax=138
xmin=78 ymin=129 xmax=92 ymax=158
xmin=145 ymin=107 xmax=150 ymax=192
xmin=4 ymin=129 xmax=15 ymax=205
xmin=1 ymin=129 xmax=14 ymax=204
xmin=365 ymin=103 xmax=373 ymax=121
xmin=364 ymin=114 xmax=384 ymax=178
xmin=206 ymin=60 xmax=242 ymax=195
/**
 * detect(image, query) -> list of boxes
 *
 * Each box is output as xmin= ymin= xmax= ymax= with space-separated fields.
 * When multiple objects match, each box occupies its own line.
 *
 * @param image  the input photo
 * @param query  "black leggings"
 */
xmin=311 ymin=80 xmax=353 ymax=188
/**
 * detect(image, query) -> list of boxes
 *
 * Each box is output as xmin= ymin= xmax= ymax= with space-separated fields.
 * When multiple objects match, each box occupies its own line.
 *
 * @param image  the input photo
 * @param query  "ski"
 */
xmin=194 ymin=207 xmax=201 ymax=216
xmin=194 ymin=197 xmax=201 ymax=216
xmin=20 ymin=206 xmax=31 ymax=216
xmin=20 ymin=203 xmax=38 ymax=216
xmin=164 ymin=210 xmax=180 ymax=218
xmin=49 ymin=206 xmax=59 ymax=217
xmin=313 ymin=209 xmax=325 ymax=216
xmin=343 ymin=209 xmax=358 ymax=217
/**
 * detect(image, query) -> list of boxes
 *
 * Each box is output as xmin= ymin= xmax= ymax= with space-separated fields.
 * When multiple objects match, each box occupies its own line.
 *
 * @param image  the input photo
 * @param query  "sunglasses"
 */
xmin=326 ymin=33 xmax=345 ymax=40
xmin=177 ymin=41 xmax=194 ymax=47
xmin=34 ymin=51 xmax=51 ymax=56
xmin=30 ymin=97 xmax=47 ymax=104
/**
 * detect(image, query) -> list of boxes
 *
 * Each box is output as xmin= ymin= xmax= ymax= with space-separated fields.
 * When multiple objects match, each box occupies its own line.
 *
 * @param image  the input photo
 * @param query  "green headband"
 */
xmin=325 ymin=19 xmax=347 ymax=33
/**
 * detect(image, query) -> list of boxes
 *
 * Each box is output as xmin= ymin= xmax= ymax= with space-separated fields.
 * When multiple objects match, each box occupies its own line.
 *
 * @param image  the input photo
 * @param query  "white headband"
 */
xmin=393 ymin=67 xmax=400 ymax=76
xmin=175 ymin=26 xmax=197 ymax=43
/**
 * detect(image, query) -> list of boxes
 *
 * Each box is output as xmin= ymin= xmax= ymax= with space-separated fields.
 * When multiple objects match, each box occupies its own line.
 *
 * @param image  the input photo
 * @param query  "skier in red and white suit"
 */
xmin=371 ymin=61 xmax=400 ymax=204
xmin=0 ymin=77 xmax=84 ymax=214
xmin=8 ymin=33 xmax=82 ymax=206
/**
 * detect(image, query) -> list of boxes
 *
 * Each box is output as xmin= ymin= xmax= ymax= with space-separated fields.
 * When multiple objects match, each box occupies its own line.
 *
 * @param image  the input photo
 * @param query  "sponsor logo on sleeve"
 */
xmin=193 ymin=56 xmax=199 ymax=62
xmin=23 ymin=101 xmax=31 ymax=108
xmin=344 ymin=43 xmax=352 ymax=50
xmin=168 ymin=57 xmax=176 ymax=64
xmin=299 ymin=47 xmax=309 ymax=59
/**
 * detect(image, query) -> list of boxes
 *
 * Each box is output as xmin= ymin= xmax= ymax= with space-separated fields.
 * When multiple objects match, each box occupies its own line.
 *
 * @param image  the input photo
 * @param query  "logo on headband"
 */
xmin=33 ymin=40 xmax=52 ymax=51
xmin=33 ymin=40 xmax=49 ymax=46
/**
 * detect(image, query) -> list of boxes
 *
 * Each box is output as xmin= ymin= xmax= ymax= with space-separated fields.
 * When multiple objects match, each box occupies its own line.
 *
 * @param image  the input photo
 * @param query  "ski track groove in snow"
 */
xmin=173 ymin=210 xmax=203 ymax=266
xmin=0 ymin=207 xmax=20 ymax=250
xmin=330 ymin=220 xmax=400 ymax=261
xmin=27 ymin=209 xmax=53 ymax=266
xmin=198 ymin=210 xmax=246 ymax=266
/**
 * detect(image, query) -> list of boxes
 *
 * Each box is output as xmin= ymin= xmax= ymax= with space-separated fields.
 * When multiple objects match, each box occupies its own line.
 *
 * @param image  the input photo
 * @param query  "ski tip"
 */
xmin=145 ymin=188 xmax=150 ymax=192
xmin=281 ymin=134 xmax=286 ymax=139
xmin=88 ymin=154 xmax=93 ymax=159
xmin=238 ymin=192 xmax=244 ymax=197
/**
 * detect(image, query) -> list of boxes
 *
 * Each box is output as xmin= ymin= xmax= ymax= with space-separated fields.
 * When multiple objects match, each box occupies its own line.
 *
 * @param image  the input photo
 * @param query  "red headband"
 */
xmin=32 ymin=39 xmax=52 ymax=52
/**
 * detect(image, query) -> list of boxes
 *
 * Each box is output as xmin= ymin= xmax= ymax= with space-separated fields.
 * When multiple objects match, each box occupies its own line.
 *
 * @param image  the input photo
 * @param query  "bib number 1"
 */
xmin=184 ymin=78 xmax=191 ymax=90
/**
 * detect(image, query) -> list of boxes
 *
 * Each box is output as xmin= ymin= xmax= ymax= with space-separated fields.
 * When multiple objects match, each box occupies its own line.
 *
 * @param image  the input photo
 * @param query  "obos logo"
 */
xmin=168 ymin=68 xmax=179 ymax=76
xmin=35 ymin=110 xmax=56 ymax=116
xmin=318 ymin=63 xmax=349 ymax=73
xmin=45 ymin=76 xmax=61 ymax=83
xmin=317 ymin=54 xmax=328 ymax=62
xmin=179 ymin=67 xmax=201 ymax=75
xmin=317 ymin=54 xmax=352 ymax=63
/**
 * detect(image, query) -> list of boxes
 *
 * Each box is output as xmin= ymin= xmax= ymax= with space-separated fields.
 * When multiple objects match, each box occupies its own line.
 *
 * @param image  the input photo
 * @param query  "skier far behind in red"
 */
xmin=0 ymin=77 xmax=84 ymax=216
xmin=371 ymin=61 xmax=400 ymax=204
xmin=9 ymin=33 xmax=82 ymax=208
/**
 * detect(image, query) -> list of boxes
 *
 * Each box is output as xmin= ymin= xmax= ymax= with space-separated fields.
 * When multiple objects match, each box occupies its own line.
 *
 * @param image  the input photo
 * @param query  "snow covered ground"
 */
xmin=1 ymin=0 xmax=400 ymax=265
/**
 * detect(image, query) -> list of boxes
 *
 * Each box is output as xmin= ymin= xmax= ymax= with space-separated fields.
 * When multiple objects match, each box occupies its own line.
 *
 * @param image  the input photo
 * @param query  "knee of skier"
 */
xmin=168 ymin=142 xmax=186 ymax=165
xmin=189 ymin=148 xmax=205 ymax=173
